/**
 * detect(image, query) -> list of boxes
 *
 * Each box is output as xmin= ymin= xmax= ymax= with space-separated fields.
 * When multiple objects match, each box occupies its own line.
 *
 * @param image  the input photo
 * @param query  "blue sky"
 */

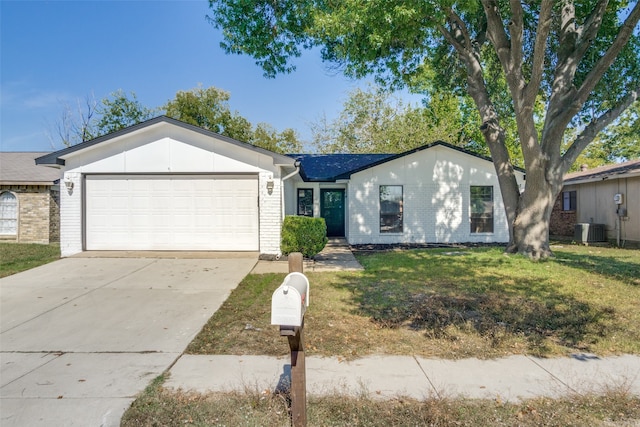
xmin=1 ymin=0 xmax=420 ymax=152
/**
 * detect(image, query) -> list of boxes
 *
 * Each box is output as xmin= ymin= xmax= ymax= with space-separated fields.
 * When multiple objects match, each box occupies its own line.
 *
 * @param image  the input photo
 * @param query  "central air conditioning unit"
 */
xmin=575 ymin=223 xmax=607 ymax=243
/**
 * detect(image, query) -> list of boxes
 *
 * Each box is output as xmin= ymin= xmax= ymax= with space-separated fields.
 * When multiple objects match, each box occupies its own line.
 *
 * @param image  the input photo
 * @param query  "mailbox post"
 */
xmin=271 ymin=253 xmax=307 ymax=427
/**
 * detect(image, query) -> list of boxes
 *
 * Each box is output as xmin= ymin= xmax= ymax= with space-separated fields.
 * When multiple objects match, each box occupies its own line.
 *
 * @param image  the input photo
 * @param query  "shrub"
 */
xmin=281 ymin=216 xmax=328 ymax=258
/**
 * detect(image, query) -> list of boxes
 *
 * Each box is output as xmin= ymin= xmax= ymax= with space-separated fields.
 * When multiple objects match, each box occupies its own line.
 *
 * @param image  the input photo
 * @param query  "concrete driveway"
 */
xmin=0 ymin=255 xmax=257 ymax=427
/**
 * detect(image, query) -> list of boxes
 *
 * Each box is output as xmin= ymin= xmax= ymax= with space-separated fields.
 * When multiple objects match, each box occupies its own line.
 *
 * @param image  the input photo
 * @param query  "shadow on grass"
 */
xmin=335 ymin=250 xmax=621 ymax=355
xmin=553 ymin=249 xmax=640 ymax=286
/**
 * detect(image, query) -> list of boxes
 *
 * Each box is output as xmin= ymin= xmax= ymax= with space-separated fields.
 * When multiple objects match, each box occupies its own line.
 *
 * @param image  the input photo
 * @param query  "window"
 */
xmin=0 ymin=192 xmax=18 ymax=235
xmin=380 ymin=185 xmax=403 ymax=233
xmin=470 ymin=186 xmax=493 ymax=233
xmin=562 ymin=191 xmax=576 ymax=211
xmin=297 ymin=189 xmax=314 ymax=216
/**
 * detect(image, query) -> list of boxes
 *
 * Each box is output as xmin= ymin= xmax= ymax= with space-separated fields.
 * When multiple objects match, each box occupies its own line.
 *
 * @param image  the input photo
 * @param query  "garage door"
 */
xmin=85 ymin=175 xmax=259 ymax=251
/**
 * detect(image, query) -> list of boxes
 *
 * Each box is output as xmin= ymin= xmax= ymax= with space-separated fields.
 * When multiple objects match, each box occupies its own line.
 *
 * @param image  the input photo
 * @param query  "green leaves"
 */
xmin=96 ymin=90 xmax=155 ymax=136
xmin=164 ymin=84 xmax=302 ymax=153
xmin=281 ymin=215 xmax=328 ymax=258
xmin=208 ymin=0 xmax=317 ymax=77
xmin=311 ymin=85 xmax=484 ymax=154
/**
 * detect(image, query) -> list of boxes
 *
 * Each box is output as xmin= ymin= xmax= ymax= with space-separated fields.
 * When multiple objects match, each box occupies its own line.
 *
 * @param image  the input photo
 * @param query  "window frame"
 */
xmin=379 ymin=185 xmax=403 ymax=233
xmin=470 ymin=185 xmax=494 ymax=234
xmin=297 ymin=188 xmax=314 ymax=217
xmin=0 ymin=191 xmax=18 ymax=236
xmin=562 ymin=190 xmax=577 ymax=211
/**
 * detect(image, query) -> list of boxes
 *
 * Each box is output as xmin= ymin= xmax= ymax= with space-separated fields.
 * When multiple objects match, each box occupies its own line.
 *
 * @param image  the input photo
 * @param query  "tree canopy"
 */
xmin=210 ymin=0 xmax=640 ymax=258
xmin=571 ymin=101 xmax=640 ymax=169
xmin=310 ymin=85 xmax=488 ymax=156
xmin=51 ymin=85 xmax=302 ymax=154
xmin=164 ymin=85 xmax=253 ymax=142
xmin=97 ymin=90 xmax=156 ymax=136
xmin=163 ymin=85 xmax=302 ymax=153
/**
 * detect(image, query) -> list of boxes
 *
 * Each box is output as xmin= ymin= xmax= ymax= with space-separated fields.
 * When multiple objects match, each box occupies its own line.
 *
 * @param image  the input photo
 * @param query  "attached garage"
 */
xmin=85 ymin=174 xmax=259 ymax=251
xmin=35 ymin=116 xmax=297 ymax=257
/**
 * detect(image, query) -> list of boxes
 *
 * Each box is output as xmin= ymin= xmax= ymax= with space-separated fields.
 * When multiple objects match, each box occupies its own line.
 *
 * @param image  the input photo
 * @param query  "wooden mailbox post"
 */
xmin=271 ymin=252 xmax=307 ymax=426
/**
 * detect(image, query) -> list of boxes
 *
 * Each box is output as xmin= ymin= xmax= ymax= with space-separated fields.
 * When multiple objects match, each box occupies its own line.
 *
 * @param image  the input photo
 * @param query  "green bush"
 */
xmin=281 ymin=216 xmax=328 ymax=258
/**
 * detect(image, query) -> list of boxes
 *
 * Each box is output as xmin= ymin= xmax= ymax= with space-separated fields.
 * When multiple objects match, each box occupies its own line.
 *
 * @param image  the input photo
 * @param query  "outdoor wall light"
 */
xmin=64 ymin=179 xmax=74 ymax=191
xmin=266 ymin=180 xmax=275 ymax=195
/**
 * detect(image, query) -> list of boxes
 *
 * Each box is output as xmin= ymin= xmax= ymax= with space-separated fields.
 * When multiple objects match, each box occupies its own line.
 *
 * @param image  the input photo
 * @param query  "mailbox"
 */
xmin=271 ymin=272 xmax=309 ymax=327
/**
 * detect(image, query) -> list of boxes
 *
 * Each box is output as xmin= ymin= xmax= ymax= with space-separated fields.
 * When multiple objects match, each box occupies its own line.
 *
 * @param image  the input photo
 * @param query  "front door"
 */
xmin=321 ymin=189 xmax=345 ymax=237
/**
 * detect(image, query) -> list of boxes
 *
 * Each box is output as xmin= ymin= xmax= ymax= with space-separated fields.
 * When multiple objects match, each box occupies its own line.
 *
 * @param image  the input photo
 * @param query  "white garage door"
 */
xmin=85 ymin=175 xmax=259 ymax=251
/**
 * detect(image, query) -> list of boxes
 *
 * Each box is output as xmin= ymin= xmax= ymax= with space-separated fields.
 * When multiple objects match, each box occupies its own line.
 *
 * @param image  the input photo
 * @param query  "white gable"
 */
xmin=347 ymin=144 xmax=525 ymax=245
xmin=61 ymin=121 xmax=278 ymax=175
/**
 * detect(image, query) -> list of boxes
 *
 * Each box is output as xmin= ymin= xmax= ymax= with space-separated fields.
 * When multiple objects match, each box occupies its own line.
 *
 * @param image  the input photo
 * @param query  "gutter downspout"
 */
xmin=281 ymin=161 xmax=301 ymax=221
xmin=277 ymin=162 xmax=300 ymax=259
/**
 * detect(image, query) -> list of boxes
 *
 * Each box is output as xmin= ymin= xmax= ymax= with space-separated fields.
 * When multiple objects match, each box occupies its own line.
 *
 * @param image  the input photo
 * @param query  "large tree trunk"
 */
xmin=507 ymin=166 xmax=562 ymax=260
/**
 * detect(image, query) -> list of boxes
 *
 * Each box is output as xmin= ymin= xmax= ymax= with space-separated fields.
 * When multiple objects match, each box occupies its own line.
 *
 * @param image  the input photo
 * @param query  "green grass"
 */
xmin=122 ymin=378 xmax=640 ymax=427
xmin=187 ymin=245 xmax=640 ymax=359
xmin=0 ymin=242 xmax=60 ymax=278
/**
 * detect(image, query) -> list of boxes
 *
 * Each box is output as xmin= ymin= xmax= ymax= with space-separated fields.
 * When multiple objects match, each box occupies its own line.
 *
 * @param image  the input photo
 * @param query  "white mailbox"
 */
xmin=271 ymin=272 xmax=309 ymax=327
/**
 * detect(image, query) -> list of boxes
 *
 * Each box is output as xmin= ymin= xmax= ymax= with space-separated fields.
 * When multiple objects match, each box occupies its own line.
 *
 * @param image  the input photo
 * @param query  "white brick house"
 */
xmin=37 ymin=116 xmax=525 ymax=257
xmin=286 ymin=143 xmax=526 ymax=246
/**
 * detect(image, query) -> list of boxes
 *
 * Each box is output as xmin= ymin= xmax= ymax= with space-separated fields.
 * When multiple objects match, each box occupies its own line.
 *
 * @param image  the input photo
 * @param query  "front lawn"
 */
xmin=0 ymin=243 xmax=60 ymax=278
xmin=122 ymin=378 xmax=640 ymax=427
xmin=187 ymin=245 xmax=640 ymax=359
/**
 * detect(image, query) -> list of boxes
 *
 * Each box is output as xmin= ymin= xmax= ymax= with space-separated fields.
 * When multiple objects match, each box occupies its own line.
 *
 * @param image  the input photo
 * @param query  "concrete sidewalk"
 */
xmin=166 ymin=353 xmax=640 ymax=402
xmin=251 ymin=238 xmax=364 ymax=274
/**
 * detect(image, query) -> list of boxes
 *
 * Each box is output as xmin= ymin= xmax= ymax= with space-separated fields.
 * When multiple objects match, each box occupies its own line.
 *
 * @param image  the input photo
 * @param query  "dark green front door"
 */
xmin=321 ymin=189 xmax=345 ymax=237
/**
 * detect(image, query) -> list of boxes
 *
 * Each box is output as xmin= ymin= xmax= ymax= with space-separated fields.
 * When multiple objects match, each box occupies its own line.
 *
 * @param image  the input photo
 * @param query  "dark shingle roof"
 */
xmin=290 ymin=141 xmax=525 ymax=182
xmin=0 ymin=152 xmax=61 ymax=184
xmin=564 ymin=159 xmax=640 ymax=184
xmin=289 ymin=154 xmax=394 ymax=182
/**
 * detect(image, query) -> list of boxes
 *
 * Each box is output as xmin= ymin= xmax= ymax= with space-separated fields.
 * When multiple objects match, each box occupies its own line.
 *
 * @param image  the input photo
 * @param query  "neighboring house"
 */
xmin=550 ymin=159 xmax=640 ymax=246
xmin=0 ymin=152 xmax=61 ymax=244
xmin=36 ymin=116 xmax=525 ymax=257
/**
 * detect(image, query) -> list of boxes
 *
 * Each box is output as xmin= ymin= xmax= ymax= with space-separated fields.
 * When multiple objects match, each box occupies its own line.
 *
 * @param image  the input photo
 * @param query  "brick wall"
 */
xmin=258 ymin=172 xmax=282 ymax=255
xmin=49 ymin=188 xmax=60 ymax=242
xmin=59 ymin=172 xmax=83 ymax=257
xmin=0 ymin=185 xmax=57 ymax=244
xmin=549 ymin=192 xmax=576 ymax=236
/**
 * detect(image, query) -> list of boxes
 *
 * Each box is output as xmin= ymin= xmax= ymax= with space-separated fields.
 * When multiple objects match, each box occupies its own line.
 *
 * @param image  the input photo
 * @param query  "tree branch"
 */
xmin=437 ymin=22 xmax=467 ymax=55
xmin=508 ymin=0 xmax=524 ymax=72
xmin=575 ymin=0 xmax=609 ymax=60
xmin=524 ymin=0 xmax=553 ymax=104
xmin=481 ymin=0 xmax=512 ymax=69
xmin=438 ymin=15 xmax=500 ymax=143
xmin=562 ymin=86 xmax=640 ymax=171
xmin=557 ymin=1 xmax=577 ymax=65
xmin=445 ymin=8 xmax=474 ymax=51
xmin=574 ymin=2 xmax=640 ymax=107
xmin=545 ymin=1 xmax=640 ymax=154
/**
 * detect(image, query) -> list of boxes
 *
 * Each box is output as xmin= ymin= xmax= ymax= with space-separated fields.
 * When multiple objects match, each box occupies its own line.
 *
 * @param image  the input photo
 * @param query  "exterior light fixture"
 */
xmin=266 ymin=180 xmax=275 ymax=195
xmin=64 ymin=179 xmax=74 ymax=191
